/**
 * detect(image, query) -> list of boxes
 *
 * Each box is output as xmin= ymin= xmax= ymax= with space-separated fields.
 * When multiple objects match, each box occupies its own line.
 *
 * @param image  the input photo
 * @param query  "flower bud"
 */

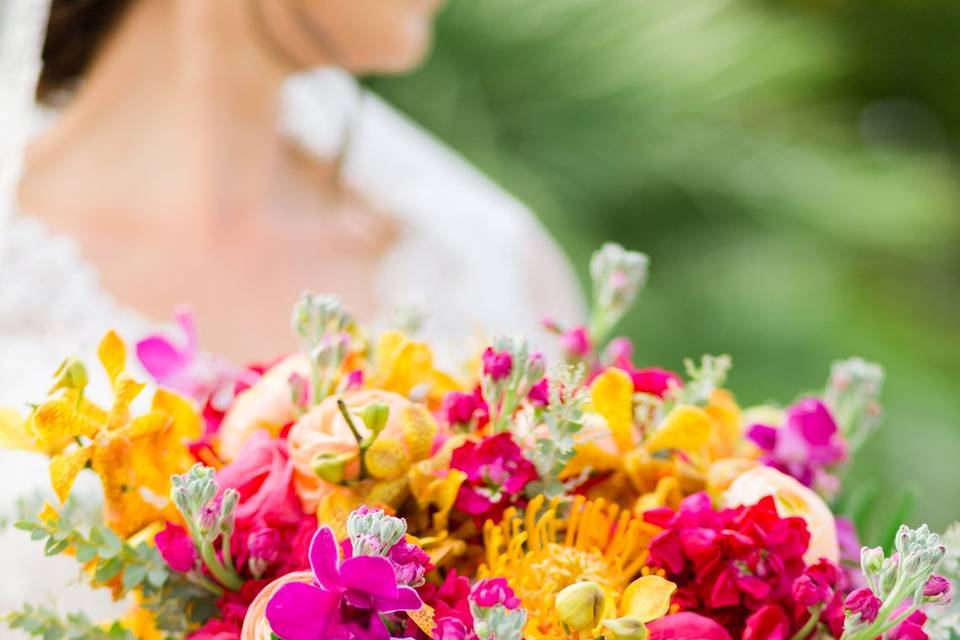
xmin=471 ymin=578 xmax=521 ymax=610
xmin=861 ymin=546 xmax=885 ymax=575
xmin=482 ymin=347 xmax=513 ymax=382
xmin=312 ymin=451 xmax=355 ymax=484
xmin=359 ymin=401 xmax=390 ymax=435
xmin=555 ymin=581 xmax=606 ymax=632
xmin=603 ymin=616 xmax=649 ymax=640
xmin=924 ymin=575 xmax=951 ymax=603
xmin=49 ymin=358 xmax=89 ymax=395
xmin=561 ymin=327 xmax=592 ymax=359
xmin=197 ymin=499 xmax=222 ymax=541
xmin=247 ymin=528 xmax=281 ymax=578
xmin=220 ymin=488 xmax=239 ymax=535
xmin=844 ymin=587 xmax=882 ymax=625
xmin=346 ymin=506 xmax=407 ymax=556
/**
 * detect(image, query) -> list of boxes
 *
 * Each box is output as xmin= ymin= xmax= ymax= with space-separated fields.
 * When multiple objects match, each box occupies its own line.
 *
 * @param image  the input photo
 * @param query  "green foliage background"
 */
xmin=368 ymin=0 xmax=960 ymax=540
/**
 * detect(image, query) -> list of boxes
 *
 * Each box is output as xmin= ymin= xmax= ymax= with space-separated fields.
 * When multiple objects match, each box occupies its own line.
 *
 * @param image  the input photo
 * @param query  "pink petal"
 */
xmin=377 ymin=585 xmax=423 ymax=613
xmin=265 ymin=582 xmax=336 ymax=640
xmin=136 ymin=336 xmax=187 ymax=379
xmin=339 ymin=555 xmax=400 ymax=601
xmin=309 ymin=527 xmax=342 ymax=591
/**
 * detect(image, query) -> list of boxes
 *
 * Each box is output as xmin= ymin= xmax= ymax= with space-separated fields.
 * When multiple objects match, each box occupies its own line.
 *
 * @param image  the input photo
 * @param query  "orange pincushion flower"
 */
xmin=480 ymin=494 xmax=662 ymax=639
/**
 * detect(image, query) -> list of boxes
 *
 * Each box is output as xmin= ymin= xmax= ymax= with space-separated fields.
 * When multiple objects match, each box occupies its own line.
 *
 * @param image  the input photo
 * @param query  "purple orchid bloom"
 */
xmin=136 ymin=307 xmax=256 ymax=410
xmin=747 ymin=397 xmax=847 ymax=496
xmin=265 ymin=527 xmax=422 ymax=640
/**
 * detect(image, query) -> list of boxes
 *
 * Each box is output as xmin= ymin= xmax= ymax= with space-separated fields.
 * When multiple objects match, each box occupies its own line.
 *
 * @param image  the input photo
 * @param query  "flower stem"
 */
xmin=789 ymin=605 xmax=823 ymax=640
xmin=201 ymin=541 xmax=243 ymax=591
xmin=337 ymin=399 xmax=367 ymax=478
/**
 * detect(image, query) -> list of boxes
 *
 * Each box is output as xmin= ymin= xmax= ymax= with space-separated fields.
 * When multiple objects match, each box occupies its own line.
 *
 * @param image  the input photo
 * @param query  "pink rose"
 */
xmin=216 ymin=430 xmax=302 ymax=530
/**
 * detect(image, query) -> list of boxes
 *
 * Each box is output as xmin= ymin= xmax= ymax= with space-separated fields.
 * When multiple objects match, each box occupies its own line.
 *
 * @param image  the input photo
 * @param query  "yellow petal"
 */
xmin=0 ymin=407 xmax=35 ymax=451
xmin=590 ymin=368 xmax=636 ymax=453
xmin=645 ymin=405 xmax=712 ymax=453
xmin=364 ymin=437 xmax=412 ymax=479
xmin=408 ymin=604 xmax=436 ymax=637
xmin=38 ymin=501 xmax=59 ymax=523
xmin=151 ymin=388 xmax=203 ymax=442
xmin=706 ymin=389 xmax=742 ymax=458
xmin=124 ymin=413 xmax=168 ymax=439
xmin=402 ymin=404 xmax=438 ymax=462
xmin=620 ymin=575 xmax=677 ymax=623
xmin=33 ymin=398 xmax=101 ymax=441
xmin=50 ymin=446 xmax=92 ymax=503
xmin=98 ymin=330 xmax=127 ymax=386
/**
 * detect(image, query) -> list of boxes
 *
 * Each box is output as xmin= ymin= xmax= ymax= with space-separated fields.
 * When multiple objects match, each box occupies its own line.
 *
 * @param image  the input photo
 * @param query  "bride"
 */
xmin=0 ymin=0 xmax=583 ymax=625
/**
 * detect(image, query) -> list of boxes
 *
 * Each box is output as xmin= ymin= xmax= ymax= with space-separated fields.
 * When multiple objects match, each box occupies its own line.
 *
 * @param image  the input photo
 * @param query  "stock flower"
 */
xmin=441 ymin=387 xmax=489 ymax=429
xmin=724 ymin=466 xmax=840 ymax=564
xmin=644 ymin=492 xmax=829 ymax=638
xmin=482 ymin=347 xmax=513 ymax=381
xmin=34 ymin=331 xmax=201 ymax=536
xmin=560 ymin=326 xmax=592 ymax=359
xmin=843 ymin=588 xmax=881 ymax=625
xmin=480 ymin=494 xmax=665 ymax=639
xmin=646 ymin=612 xmax=732 ymax=640
xmin=261 ymin=527 xmax=422 ymax=640
xmin=746 ymin=398 xmax=846 ymax=496
xmin=450 ymin=432 xmax=537 ymax=525
xmin=155 ymin=523 xmax=198 ymax=572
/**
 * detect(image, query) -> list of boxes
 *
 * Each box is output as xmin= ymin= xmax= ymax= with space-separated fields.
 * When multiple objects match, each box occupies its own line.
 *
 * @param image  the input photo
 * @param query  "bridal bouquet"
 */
xmin=3 ymin=244 xmax=956 ymax=640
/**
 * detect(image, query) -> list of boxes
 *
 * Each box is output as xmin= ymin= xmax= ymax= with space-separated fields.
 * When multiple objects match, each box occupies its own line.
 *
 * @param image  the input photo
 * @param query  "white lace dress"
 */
xmin=0 ymin=69 xmax=584 ymax=623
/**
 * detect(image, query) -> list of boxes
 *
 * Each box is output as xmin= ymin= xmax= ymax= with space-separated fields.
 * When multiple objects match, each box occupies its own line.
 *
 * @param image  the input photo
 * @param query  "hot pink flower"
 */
xmin=442 ymin=387 xmax=489 ymax=428
xmin=527 ymin=378 xmax=549 ymax=407
xmin=843 ymin=588 xmax=882 ymax=625
xmin=450 ymin=433 xmax=538 ymax=525
xmin=470 ymin=578 xmax=521 ymax=610
xmin=744 ymin=604 xmax=790 ymax=640
xmin=560 ymin=326 xmax=592 ymax=359
xmin=155 ymin=523 xmax=198 ymax=573
xmin=889 ymin=607 xmax=928 ymax=640
xmin=482 ymin=347 xmax=513 ymax=381
xmin=647 ymin=612 xmax=732 ymax=640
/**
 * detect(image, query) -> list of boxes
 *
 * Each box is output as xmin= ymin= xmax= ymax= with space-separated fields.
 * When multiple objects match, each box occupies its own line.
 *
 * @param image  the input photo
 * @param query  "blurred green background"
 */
xmin=369 ymin=0 xmax=960 ymax=541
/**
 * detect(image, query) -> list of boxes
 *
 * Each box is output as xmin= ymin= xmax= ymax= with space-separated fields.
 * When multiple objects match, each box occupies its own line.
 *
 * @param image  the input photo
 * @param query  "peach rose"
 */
xmin=240 ymin=571 xmax=313 ymax=640
xmin=287 ymin=390 xmax=438 ymax=512
xmin=218 ymin=355 xmax=309 ymax=462
xmin=723 ymin=465 xmax=839 ymax=565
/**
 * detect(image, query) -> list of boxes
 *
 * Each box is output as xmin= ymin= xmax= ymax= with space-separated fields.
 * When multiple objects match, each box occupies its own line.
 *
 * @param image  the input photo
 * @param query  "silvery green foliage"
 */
xmin=470 ymin=600 xmax=528 ymax=640
xmin=291 ymin=292 xmax=354 ymax=405
xmin=524 ymin=363 xmax=588 ymax=499
xmin=484 ymin=335 xmax=545 ymax=433
xmin=347 ymin=507 xmax=408 ymax=557
xmin=588 ymin=243 xmax=649 ymax=342
xmin=823 ymin=357 xmax=884 ymax=454
xmin=844 ymin=524 xmax=947 ymax=640
xmin=674 ymin=354 xmax=732 ymax=407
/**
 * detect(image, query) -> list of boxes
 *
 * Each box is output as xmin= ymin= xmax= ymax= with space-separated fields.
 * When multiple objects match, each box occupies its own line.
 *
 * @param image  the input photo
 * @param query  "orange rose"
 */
xmin=218 ymin=355 xmax=309 ymax=461
xmin=288 ymin=390 xmax=438 ymax=512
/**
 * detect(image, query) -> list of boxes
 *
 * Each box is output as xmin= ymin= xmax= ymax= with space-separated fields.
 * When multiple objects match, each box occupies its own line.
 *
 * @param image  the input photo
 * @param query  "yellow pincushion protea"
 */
xmin=479 ymin=494 xmax=667 ymax=639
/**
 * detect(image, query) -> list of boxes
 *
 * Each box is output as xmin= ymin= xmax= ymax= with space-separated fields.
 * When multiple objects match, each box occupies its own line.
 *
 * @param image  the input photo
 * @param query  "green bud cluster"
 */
xmin=588 ymin=243 xmax=649 ymax=343
xmin=346 ymin=507 xmax=407 ymax=557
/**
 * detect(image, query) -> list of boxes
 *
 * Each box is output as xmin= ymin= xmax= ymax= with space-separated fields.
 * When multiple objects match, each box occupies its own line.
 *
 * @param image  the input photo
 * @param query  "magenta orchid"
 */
xmin=137 ymin=306 xmax=257 ymax=411
xmin=747 ymin=397 xmax=847 ymax=496
xmin=265 ymin=527 xmax=422 ymax=640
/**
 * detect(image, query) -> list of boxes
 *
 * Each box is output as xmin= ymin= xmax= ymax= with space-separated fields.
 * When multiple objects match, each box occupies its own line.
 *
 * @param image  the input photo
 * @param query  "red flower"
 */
xmin=450 ymin=433 xmax=538 ymax=525
xmin=644 ymin=492 xmax=842 ymax=639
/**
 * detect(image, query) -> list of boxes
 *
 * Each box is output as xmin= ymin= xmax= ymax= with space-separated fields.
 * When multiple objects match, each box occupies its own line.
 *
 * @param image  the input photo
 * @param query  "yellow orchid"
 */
xmin=32 ymin=331 xmax=201 ymax=537
xmin=370 ymin=330 xmax=461 ymax=408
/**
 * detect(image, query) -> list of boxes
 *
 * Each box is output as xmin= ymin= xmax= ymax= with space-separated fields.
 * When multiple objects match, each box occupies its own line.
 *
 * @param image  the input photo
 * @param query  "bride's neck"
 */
xmin=20 ymin=0 xmax=326 ymax=219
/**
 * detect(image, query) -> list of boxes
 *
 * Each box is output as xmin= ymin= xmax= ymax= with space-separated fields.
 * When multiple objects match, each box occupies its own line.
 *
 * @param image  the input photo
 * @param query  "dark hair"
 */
xmin=36 ymin=0 xmax=132 ymax=103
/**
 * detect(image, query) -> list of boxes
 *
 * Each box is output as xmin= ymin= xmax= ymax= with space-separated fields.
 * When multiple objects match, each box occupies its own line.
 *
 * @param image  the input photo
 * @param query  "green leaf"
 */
xmin=14 ymin=519 xmax=39 ymax=531
xmin=121 ymin=564 xmax=147 ymax=590
xmin=95 ymin=528 xmax=123 ymax=559
xmin=95 ymin=557 xmax=123 ymax=582
xmin=44 ymin=536 xmax=69 ymax=556
xmin=74 ymin=543 xmax=97 ymax=563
